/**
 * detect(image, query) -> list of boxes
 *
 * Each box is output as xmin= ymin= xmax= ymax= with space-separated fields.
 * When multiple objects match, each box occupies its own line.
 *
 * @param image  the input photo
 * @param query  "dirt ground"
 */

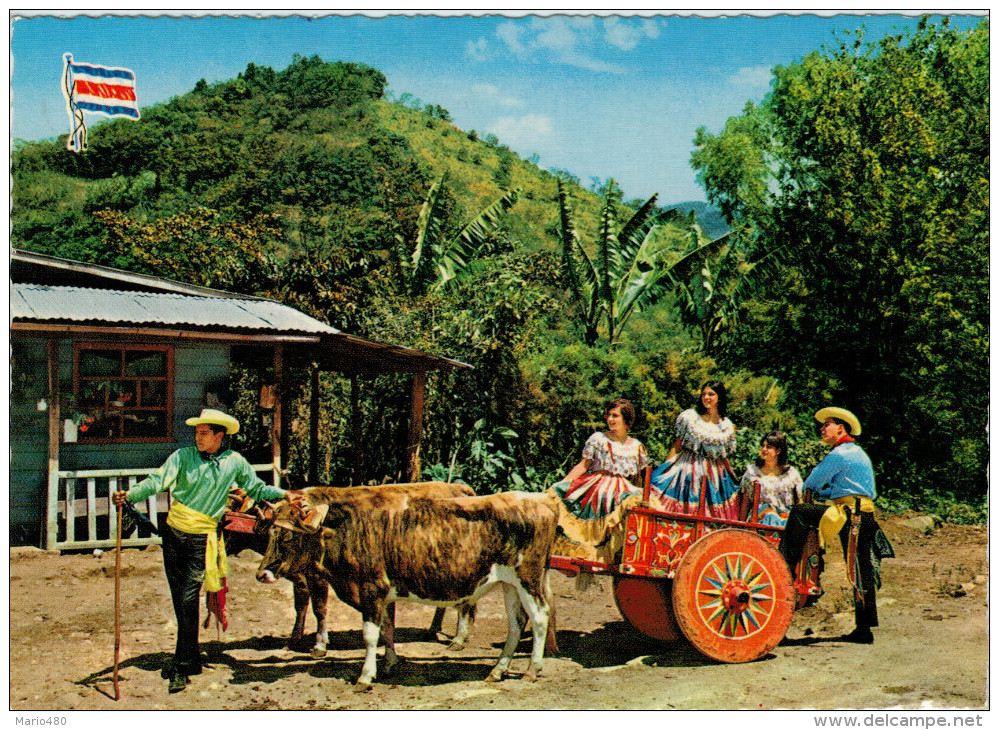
xmin=8 ymin=513 xmax=989 ymax=712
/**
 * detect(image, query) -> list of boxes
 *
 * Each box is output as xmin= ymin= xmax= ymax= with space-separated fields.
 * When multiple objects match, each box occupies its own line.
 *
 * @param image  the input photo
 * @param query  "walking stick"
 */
xmin=113 ymin=492 xmax=123 ymax=701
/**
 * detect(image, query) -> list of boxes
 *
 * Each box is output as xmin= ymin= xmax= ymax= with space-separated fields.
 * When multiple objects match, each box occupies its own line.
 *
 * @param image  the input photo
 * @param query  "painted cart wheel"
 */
xmin=612 ymin=575 xmax=683 ymax=642
xmin=672 ymin=529 xmax=795 ymax=663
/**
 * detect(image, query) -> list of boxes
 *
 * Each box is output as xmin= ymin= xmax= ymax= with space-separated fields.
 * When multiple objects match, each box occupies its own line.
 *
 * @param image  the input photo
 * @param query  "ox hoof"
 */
xmin=523 ymin=668 xmax=541 ymax=683
xmin=310 ymin=648 xmax=328 ymax=659
xmin=352 ymin=681 xmax=373 ymax=693
xmin=485 ymin=670 xmax=506 ymax=683
xmin=446 ymin=641 xmax=466 ymax=652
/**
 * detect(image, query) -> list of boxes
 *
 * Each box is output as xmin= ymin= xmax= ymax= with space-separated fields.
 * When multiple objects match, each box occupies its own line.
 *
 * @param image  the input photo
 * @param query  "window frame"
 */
xmin=72 ymin=342 xmax=175 ymax=444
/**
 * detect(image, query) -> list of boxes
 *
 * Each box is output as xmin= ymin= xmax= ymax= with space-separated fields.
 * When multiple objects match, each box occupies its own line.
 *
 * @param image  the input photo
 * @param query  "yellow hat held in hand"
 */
xmin=814 ymin=407 xmax=861 ymax=436
xmin=186 ymin=408 xmax=240 ymax=435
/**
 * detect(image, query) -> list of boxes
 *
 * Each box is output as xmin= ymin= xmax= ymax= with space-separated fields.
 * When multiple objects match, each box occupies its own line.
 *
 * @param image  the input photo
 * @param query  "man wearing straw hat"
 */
xmin=779 ymin=407 xmax=894 ymax=645
xmin=113 ymin=408 xmax=293 ymax=692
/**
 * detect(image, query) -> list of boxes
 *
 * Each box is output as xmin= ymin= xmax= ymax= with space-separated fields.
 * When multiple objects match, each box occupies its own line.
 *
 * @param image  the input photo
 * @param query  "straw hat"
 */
xmin=814 ymin=407 xmax=861 ymax=436
xmin=186 ymin=408 xmax=240 ymax=435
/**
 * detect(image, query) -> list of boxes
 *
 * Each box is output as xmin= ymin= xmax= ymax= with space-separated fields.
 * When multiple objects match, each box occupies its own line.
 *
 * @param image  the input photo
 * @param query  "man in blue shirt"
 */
xmin=780 ymin=407 xmax=893 ymax=644
xmin=114 ymin=408 xmax=293 ymax=692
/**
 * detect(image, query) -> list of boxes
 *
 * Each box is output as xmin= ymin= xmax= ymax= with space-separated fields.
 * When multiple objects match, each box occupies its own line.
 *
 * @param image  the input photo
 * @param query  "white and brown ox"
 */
xmin=256 ymin=489 xmax=558 ymax=691
xmin=226 ymin=482 xmax=476 ymax=657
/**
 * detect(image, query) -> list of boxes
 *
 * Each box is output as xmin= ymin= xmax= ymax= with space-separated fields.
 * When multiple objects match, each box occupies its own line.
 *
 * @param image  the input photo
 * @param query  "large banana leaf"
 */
xmin=615 ymin=230 xmax=735 ymax=333
xmin=612 ymin=200 xmax=661 ymax=306
xmin=595 ymin=197 xmax=617 ymax=308
xmin=433 ymin=187 xmax=520 ymax=291
xmin=404 ymin=173 xmax=522 ymax=294
xmin=614 ymin=193 xmax=659 ymax=276
xmin=411 ymin=175 xmax=449 ymax=289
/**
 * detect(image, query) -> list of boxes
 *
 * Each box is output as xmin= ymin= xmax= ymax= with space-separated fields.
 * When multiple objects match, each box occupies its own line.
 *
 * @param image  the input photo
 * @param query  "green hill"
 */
xmin=12 ymin=55 xmax=721 ymax=279
xmin=12 ymin=58 xmax=571 ymax=264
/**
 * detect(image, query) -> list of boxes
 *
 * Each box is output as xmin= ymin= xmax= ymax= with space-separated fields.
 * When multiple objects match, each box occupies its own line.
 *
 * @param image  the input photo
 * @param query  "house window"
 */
xmin=73 ymin=343 xmax=174 ymax=442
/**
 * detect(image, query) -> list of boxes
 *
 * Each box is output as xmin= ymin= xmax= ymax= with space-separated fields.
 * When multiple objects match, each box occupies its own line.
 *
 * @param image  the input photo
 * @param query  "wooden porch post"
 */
xmin=351 ymin=374 xmax=362 ymax=481
xmin=45 ymin=338 xmax=61 ymax=550
xmin=406 ymin=370 xmax=426 ymax=482
xmin=308 ymin=366 xmax=320 ymax=485
xmin=272 ymin=344 xmax=284 ymax=489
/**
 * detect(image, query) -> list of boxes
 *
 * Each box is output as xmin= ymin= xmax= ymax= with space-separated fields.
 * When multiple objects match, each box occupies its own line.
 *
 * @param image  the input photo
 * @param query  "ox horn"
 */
xmin=273 ymin=519 xmax=305 ymax=533
xmin=297 ymin=503 xmax=329 ymax=533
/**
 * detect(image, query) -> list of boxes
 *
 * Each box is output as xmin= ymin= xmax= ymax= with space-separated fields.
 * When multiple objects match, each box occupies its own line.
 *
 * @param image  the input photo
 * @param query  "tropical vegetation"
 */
xmin=11 ymin=18 xmax=989 ymax=523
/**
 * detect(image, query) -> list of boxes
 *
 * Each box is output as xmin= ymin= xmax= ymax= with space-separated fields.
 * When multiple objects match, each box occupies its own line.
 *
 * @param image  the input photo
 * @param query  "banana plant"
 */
xmin=395 ymin=174 xmax=519 ymax=294
xmin=556 ymin=178 xmax=732 ymax=345
xmin=676 ymin=223 xmax=788 ymax=355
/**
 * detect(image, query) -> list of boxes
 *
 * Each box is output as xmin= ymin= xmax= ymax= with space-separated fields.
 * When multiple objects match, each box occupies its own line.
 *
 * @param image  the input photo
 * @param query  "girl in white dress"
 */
xmin=552 ymin=398 xmax=648 ymax=519
xmin=738 ymin=431 xmax=803 ymax=527
xmin=648 ymin=380 xmax=741 ymax=519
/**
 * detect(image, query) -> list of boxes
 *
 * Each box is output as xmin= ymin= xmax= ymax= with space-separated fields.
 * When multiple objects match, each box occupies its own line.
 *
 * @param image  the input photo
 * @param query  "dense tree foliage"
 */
xmin=691 ymin=18 xmax=989 ymax=512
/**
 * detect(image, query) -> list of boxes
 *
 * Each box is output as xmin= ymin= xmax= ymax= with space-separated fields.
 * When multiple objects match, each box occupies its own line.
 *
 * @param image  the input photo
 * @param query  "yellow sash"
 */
xmin=818 ymin=495 xmax=875 ymax=550
xmin=166 ymin=501 xmax=228 ymax=592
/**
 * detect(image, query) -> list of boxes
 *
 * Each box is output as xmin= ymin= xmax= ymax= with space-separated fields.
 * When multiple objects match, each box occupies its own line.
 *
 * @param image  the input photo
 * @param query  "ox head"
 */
xmin=255 ymin=498 xmax=329 ymax=584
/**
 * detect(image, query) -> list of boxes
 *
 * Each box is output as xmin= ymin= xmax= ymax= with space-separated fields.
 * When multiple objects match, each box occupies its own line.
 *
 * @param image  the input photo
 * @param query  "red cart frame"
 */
xmin=548 ymin=468 xmax=823 ymax=663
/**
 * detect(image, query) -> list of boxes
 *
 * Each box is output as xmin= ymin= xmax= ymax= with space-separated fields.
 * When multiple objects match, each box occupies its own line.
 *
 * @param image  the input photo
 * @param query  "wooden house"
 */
xmin=10 ymin=249 xmax=468 ymax=550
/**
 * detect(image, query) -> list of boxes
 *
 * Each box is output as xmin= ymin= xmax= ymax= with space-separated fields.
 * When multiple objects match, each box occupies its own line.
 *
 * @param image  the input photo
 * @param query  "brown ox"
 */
xmin=227 ymin=482 xmax=476 ymax=658
xmin=256 ymin=489 xmax=557 ymax=691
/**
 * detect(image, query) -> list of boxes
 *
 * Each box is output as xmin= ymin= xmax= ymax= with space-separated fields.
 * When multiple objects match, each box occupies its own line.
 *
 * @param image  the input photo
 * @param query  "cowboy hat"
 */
xmin=186 ymin=408 xmax=240 ymax=435
xmin=814 ymin=407 xmax=861 ymax=436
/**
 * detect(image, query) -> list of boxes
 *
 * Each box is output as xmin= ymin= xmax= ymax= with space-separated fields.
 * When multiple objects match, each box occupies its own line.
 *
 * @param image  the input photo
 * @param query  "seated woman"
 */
xmin=738 ymin=431 xmax=803 ymax=527
xmin=549 ymin=398 xmax=655 ymax=560
xmin=552 ymin=397 xmax=647 ymax=519
xmin=648 ymin=380 xmax=741 ymax=520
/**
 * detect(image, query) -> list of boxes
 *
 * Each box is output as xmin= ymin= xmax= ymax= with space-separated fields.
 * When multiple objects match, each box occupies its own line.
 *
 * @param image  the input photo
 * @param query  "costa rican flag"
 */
xmin=62 ymin=53 xmax=140 ymax=153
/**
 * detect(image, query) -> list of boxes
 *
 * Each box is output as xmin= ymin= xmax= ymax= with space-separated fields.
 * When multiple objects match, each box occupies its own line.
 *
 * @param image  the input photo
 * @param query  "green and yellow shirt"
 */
xmin=125 ymin=446 xmax=286 ymax=519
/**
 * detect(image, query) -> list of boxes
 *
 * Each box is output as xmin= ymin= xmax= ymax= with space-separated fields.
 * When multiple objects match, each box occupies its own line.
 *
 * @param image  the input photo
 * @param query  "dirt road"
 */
xmin=8 ymin=513 xmax=988 ymax=711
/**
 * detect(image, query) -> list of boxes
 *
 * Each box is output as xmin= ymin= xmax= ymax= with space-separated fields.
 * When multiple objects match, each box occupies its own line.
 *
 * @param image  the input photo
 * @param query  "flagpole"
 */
xmin=113 ymin=492 xmax=123 ymax=701
xmin=62 ymin=53 xmax=87 ymax=153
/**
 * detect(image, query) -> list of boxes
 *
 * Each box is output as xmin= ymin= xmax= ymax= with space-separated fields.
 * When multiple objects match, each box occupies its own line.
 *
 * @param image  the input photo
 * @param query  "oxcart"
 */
xmin=222 ymin=478 xmax=824 ymax=666
xmin=548 ymin=469 xmax=823 ymax=664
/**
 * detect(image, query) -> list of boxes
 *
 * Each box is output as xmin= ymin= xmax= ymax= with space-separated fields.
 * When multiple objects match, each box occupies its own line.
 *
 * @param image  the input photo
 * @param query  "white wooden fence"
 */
xmin=45 ymin=465 xmax=277 ymax=551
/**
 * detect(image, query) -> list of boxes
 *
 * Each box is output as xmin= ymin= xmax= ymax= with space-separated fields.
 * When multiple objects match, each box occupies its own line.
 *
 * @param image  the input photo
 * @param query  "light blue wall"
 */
xmin=9 ymin=339 xmax=50 ymax=540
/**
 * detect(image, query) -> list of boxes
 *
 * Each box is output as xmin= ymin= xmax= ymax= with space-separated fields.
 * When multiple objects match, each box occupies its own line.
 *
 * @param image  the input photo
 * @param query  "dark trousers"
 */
xmin=161 ymin=523 xmax=207 ymax=674
xmin=780 ymin=503 xmax=880 ymax=629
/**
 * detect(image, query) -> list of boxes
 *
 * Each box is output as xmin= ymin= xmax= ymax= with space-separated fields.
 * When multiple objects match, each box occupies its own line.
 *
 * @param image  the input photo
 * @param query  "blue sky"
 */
xmin=10 ymin=11 xmax=987 ymax=204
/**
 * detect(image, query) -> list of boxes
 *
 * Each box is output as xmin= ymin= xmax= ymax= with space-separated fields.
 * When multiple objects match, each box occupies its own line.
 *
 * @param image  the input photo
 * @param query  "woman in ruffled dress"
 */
xmin=551 ymin=398 xmax=648 ymax=520
xmin=648 ymin=380 xmax=741 ymax=519
xmin=738 ymin=431 xmax=803 ymax=527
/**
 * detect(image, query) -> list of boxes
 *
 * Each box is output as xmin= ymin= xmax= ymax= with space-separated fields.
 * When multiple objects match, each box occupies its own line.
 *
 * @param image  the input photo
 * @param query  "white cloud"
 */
xmin=530 ymin=16 xmax=595 ymax=54
xmin=470 ymin=83 xmax=524 ymax=108
xmin=641 ymin=18 xmax=663 ymax=39
xmin=488 ymin=113 xmax=553 ymax=146
xmin=529 ymin=16 xmax=623 ymax=73
xmin=466 ymin=37 xmax=489 ymax=62
xmin=496 ymin=20 xmax=525 ymax=54
xmin=489 ymin=16 xmax=662 ymax=74
xmin=604 ymin=17 xmax=663 ymax=51
xmin=728 ymin=65 xmax=774 ymax=94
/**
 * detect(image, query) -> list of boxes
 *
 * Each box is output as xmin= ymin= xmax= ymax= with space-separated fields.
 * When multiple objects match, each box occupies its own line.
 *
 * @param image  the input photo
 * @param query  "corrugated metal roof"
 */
xmin=11 ymin=284 xmax=342 ymax=335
